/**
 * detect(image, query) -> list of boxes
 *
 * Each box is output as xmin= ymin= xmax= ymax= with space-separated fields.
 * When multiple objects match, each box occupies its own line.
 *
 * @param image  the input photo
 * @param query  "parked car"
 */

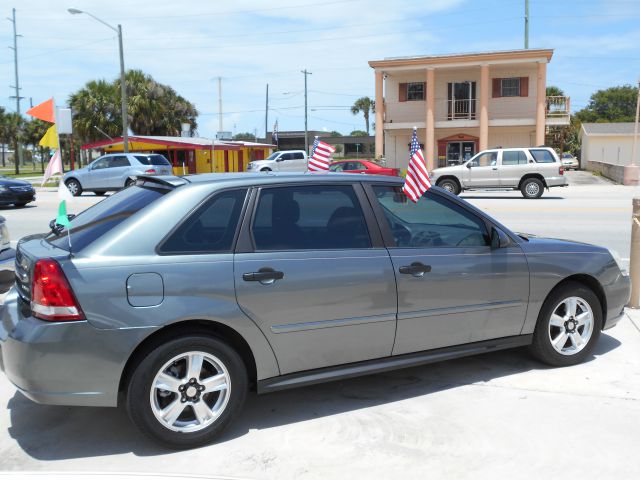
xmin=0 ymin=215 xmax=14 ymax=293
xmin=63 ymin=153 xmax=173 ymax=196
xmin=329 ymin=160 xmax=400 ymax=176
xmin=430 ymin=147 xmax=567 ymax=199
xmin=246 ymin=150 xmax=307 ymax=172
xmin=0 ymin=173 xmax=629 ymax=448
xmin=561 ymin=153 xmax=579 ymax=170
xmin=0 ymin=176 xmax=35 ymax=207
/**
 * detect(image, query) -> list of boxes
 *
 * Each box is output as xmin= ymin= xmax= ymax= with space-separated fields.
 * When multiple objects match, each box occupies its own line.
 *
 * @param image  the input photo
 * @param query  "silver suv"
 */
xmin=246 ymin=150 xmax=308 ymax=172
xmin=431 ymin=147 xmax=567 ymax=198
xmin=63 ymin=153 xmax=173 ymax=196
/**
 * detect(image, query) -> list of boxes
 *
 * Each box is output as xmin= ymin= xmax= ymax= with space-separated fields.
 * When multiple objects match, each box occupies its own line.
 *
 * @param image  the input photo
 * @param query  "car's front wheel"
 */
xmin=530 ymin=281 xmax=602 ymax=367
xmin=65 ymin=178 xmax=83 ymax=197
xmin=520 ymin=177 xmax=544 ymax=199
xmin=126 ymin=334 xmax=248 ymax=449
xmin=125 ymin=178 xmax=136 ymax=188
xmin=437 ymin=178 xmax=461 ymax=195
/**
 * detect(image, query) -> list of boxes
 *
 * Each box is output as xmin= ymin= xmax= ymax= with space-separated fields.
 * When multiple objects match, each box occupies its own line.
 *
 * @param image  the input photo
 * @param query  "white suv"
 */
xmin=246 ymin=150 xmax=308 ymax=172
xmin=431 ymin=147 xmax=567 ymax=199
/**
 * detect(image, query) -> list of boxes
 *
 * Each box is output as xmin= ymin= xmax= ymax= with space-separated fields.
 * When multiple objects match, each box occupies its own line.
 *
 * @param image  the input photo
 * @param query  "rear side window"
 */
xmin=110 ymin=155 xmax=130 ymax=167
xmin=501 ymin=151 xmax=528 ymax=165
xmin=159 ymin=189 xmax=247 ymax=254
xmin=293 ymin=152 xmax=305 ymax=160
xmin=46 ymin=186 xmax=168 ymax=252
xmin=135 ymin=154 xmax=171 ymax=166
xmin=529 ymin=149 xmax=556 ymax=163
xmin=252 ymin=185 xmax=371 ymax=250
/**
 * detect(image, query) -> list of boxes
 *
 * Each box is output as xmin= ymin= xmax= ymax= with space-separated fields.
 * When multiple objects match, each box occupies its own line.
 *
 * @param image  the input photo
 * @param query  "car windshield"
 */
xmin=265 ymin=152 xmax=280 ymax=160
xmin=46 ymin=185 xmax=169 ymax=252
xmin=134 ymin=154 xmax=171 ymax=165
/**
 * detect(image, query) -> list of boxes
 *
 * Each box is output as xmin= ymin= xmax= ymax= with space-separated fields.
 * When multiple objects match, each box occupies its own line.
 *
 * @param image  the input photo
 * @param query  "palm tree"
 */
xmin=3 ymin=113 xmax=24 ymax=174
xmin=23 ymin=119 xmax=50 ymax=173
xmin=69 ymin=79 xmax=120 ymax=143
xmin=350 ymin=97 xmax=375 ymax=135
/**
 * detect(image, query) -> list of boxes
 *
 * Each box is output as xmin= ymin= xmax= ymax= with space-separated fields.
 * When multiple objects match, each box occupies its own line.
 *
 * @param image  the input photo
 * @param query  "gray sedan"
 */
xmin=0 ymin=173 xmax=630 ymax=448
xmin=63 ymin=153 xmax=173 ymax=196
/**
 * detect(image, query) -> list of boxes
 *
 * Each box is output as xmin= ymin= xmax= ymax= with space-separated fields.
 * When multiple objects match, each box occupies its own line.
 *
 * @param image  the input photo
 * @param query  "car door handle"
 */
xmin=492 ymin=167 xmax=498 ymax=170
xmin=242 ymin=268 xmax=284 ymax=283
xmin=399 ymin=262 xmax=432 ymax=276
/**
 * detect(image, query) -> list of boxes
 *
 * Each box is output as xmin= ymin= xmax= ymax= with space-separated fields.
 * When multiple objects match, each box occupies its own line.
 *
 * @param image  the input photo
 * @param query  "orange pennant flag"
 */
xmin=26 ymin=98 xmax=55 ymax=123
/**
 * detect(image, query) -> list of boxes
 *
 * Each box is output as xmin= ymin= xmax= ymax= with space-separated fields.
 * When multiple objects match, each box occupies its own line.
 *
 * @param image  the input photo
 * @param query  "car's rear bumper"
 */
xmin=0 ymin=289 xmax=154 ymax=407
xmin=546 ymin=175 xmax=568 ymax=188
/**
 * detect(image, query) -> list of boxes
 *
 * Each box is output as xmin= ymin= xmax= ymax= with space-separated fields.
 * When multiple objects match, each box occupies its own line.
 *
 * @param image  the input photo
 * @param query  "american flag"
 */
xmin=402 ymin=128 xmax=432 ymax=202
xmin=307 ymin=136 xmax=336 ymax=172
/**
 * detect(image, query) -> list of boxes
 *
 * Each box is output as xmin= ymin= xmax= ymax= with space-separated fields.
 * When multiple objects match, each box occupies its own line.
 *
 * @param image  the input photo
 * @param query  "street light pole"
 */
xmin=302 ymin=69 xmax=312 ymax=154
xmin=68 ymin=8 xmax=128 ymax=152
xmin=631 ymin=77 xmax=640 ymax=168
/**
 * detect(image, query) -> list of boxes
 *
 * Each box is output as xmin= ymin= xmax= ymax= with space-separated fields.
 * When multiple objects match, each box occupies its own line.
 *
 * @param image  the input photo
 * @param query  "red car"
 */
xmin=329 ymin=160 xmax=399 ymax=176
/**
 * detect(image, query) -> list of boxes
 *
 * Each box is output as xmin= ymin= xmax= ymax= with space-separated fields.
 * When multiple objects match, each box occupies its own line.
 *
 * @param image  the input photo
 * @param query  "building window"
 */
xmin=501 ymin=78 xmax=521 ymax=97
xmin=407 ymin=82 xmax=425 ymax=101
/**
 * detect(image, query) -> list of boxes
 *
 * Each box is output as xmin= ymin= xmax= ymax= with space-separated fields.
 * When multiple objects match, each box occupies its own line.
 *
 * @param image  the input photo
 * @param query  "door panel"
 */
xmin=499 ymin=150 xmax=529 ymax=187
xmin=465 ymin=151 xmax=499 ymax=187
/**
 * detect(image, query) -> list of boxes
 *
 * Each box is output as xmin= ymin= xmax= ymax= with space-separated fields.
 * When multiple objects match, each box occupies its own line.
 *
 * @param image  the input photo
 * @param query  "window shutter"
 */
xmin=519 ymin=77 xmax=529 ymax=97
xmin=399 ymin=83 xmax=407 ymax=102
xmin=492 ymin=78 xmax=501 ymax=98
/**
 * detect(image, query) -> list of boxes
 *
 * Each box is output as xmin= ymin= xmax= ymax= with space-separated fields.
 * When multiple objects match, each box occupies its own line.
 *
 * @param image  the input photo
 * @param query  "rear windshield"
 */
xmin=46 ymin=185 xmax=168 ymax=252
xmin=135 ymin=154 xmax=171 ymax=166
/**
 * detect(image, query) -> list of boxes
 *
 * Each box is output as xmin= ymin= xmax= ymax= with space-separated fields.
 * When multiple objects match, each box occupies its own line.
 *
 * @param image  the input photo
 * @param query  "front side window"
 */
xmin=279 ymin=153 xmax=293 ymax=161
xmin=407 ymin=82 xmax=425 ymax=101
xmin=373 ymin=186 xmax=489 ymax=248
xmin=160 ymin=189 xmax=247 ymax=254
xmin=329 ymin=163 xmax=345 ymax=172
xmin=501 ymin=78 xmax=521 ymax=97
xmin=91 ymin=157 xmax=110 ymax=170
xmin=529 ymin=149 xmax=557 ymax=163
xmin=469 ymin=152 xmax=497 ymax=167
xmin=252 ymin=185 xmax=371 ymax=250
xmin=501 ymin=150 xmax=528 ymax=165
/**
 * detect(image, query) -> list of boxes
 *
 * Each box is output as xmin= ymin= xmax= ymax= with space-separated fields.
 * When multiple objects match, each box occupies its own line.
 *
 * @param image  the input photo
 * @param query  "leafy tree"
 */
xmin=350 ymin=97 xmax=375 ymax=134
xmin=69 ymin=70 xmax=198 ymax=144
xmin=329 ymin=130 xmax=342 ymax=136
xmin=233 ymin=132 xmax=257 ymax=141
xmin=350 ymin=130 xmax=368 ymax=136
xmin=575 ymin=85 xmax=638 ymax=123
xmin=2 ymin=113 xmax=24 ymax=174
xmin=546 ymin=86 xmax=565 ymax=97
xmin=23 ymin=119 xmax=50 ymax=172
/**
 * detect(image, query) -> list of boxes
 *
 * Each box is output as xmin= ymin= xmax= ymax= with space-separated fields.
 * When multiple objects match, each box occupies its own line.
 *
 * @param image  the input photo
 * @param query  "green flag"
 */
xmin=56 ymin=200 xmax=71 ymax=227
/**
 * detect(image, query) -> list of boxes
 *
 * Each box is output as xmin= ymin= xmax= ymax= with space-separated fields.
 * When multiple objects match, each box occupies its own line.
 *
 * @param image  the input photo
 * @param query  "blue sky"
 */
xmin=1 ymin=0 xmax=639 ymax=140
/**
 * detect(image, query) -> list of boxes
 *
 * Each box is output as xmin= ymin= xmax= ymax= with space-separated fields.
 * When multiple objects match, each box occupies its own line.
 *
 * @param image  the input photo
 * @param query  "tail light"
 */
xmin=559 ymin=166 xmax=564 ymax=175
xmin=31 ymin=259 xmax=85 ymax=322
xmin=145 ymin=168 xmax=157 ymax=174
xmin=393 ymin=169 xmax=400 ymax=176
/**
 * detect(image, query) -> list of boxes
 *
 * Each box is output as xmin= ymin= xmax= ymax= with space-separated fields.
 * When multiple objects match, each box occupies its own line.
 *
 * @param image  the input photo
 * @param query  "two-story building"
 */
xmin=368 ymin=49 xmax=570 ymax=170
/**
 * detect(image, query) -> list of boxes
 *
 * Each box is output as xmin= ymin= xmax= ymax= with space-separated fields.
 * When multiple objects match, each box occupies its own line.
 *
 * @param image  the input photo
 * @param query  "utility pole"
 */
xmin=301 ymin=69 xmax=312 ymax=153
xmin=265 ymin=84 xmax=269 ymax=143
xmin=631 ymin=77 xmax=640 ymax=167
xmin=218 ymin=77 xmax=223 ymax=137
xmin=8 ymin=8 xmax=24 ymax=174
xmin=524 ymin=0 xmax=529 ymax=49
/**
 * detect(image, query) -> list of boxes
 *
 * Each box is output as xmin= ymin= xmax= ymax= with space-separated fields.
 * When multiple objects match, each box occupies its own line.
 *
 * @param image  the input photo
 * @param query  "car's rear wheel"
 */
xmin=437 ymin=178 xmax=461 ymax=195
xmin=126 ymin=334 xmax=248 ymax=449
xmin=260 ymin=168 xmax=271 ymax=172
xmin=530 ymin=281 xmax=602 ymax=367
xmin=94 ymin=191 xmax=107 ymax=196
xmin=520 ymin=177 xmax=544 ymax=199
xmin=125 ymin=178 xmax=136 ymax=188
xmin=65 ymin=179 xmax=82 ymax=197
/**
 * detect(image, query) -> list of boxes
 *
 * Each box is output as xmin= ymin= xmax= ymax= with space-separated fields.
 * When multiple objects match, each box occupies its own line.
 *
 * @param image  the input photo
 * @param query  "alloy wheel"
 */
xmin=547 ymin=296 xmax=594 ymax=356
xmin=525 ymin=181 xmax=540 ymax=197
xmin=150 ymin=351 xmax=231 ymax=433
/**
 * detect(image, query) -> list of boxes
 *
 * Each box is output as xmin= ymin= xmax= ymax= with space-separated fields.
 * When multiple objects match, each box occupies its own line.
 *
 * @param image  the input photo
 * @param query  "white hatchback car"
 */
xmin=430 ymin=147 xmax=567 ymax=199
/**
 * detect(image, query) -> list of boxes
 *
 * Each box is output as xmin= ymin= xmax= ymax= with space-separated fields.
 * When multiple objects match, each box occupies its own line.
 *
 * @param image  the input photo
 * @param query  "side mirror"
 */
xmin=490 ymin=227 xmax=510 ymax=249
xmin=276 ymin=156 xmax=285 ymax=162
xmin=466 ymin=163 xmax=472 ymax=169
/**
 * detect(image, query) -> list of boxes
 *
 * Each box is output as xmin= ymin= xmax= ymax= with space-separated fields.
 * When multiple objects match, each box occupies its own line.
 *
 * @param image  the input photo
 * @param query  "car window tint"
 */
xmin=353 ymin=162 xmax=366 ymax=170
xmin=91 ymin=158 xmax=109 ymax=170
xmin=470 ymin=152 xmax=497 ymax=167
xmin=280 ymin=153 xmax=293 ymax=161
xmin=502 ymin=151 xmax=527 ymax=165
xmin=160 ymin=189 xmax=247 ymax=254
xmin=373 ymin=186 xmax=489 ymax=248
xmin=46 ymin=186 xmax=168 ymax=252
xmin=110 ymin=156 xmax=130 ymax=167
xmin=252 ymin=185 xmax=371 ymax=250
xmin=293 ymin=152 xmax=305 ymax=160
xmin=329 ymin=163 xmax=344 ymax=172
xmin=135 ymin=154 xmax=171 ymax=166
xmin=530 ymin=149 xmax=556 ymax=163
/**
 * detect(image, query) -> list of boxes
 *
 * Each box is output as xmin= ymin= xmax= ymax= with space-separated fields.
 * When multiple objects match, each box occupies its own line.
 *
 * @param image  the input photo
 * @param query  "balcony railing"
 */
xmin=546 ymin=96 xmax=570 ymax=126
xmin=447 ymin=99 xmax=476 ymax=120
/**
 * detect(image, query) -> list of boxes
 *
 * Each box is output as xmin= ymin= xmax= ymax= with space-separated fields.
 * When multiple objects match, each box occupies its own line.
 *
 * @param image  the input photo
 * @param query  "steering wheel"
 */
xmin=411 ymin=230 xmax=441 ymax=247
xmin=456 ymin=233 xmax=484 ymax=246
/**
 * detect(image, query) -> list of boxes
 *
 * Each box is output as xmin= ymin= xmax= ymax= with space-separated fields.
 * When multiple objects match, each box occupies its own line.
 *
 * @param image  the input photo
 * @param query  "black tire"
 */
xmin=529 ymin=281 xmax=602 ymax=367
xmin=65 ymin=178 xmax=83 ymax=197
xmin=126 ymin=334 xmax=248 ymax=449
xmin=260 ymin=168 xmax=272 ymax=172
xmin=520 ymin=177 xmax=544 ymax=199
xmin=437 ymin=178 xmax=461 ymax=195
xmin=14 ymin=202 xmax=28 ymax=208
xmin=94 ymin=191 xmax=107 ymax=196
xmin=125 ymin=178 xmax=136 ymax=188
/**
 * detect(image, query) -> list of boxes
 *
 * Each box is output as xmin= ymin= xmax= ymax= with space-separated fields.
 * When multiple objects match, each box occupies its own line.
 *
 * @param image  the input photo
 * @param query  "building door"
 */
xmin=238 ymin=150 xmax=244 ymax=172
xmin=446 ymin=141 xmax=475 ymax=165
xmin=255 ymin=149 xmax=265 ymax=160
xmin=448 ymin=82 xmax=477 ymax=119
xmin=187 ymin=150 xmax=197 ymax=173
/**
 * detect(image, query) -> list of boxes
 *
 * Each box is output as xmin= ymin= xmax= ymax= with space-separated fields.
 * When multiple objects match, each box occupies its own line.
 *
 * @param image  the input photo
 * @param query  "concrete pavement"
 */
xmin=0 ymin=170 xmax=639 ymax=478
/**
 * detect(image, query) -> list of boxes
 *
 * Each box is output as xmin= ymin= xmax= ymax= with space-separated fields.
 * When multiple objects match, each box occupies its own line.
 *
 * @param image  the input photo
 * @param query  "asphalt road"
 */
xmin=0 ymin=170 xmax=639 ymax=479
